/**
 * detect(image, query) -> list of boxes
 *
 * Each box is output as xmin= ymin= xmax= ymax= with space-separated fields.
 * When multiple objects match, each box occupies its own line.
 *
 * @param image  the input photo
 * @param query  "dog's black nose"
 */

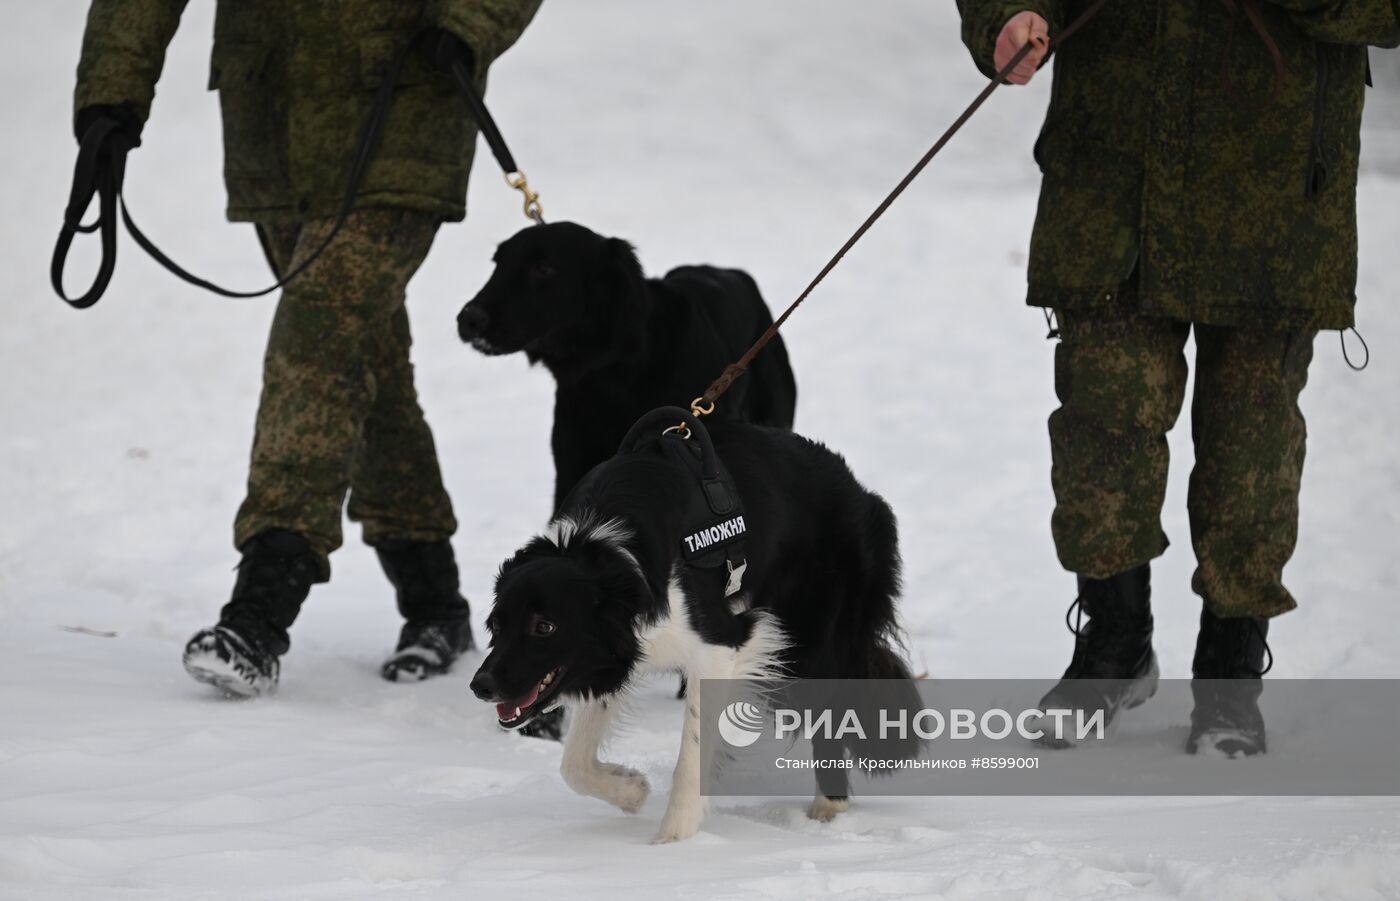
xmin=469 ymin=669 xmax=498 ymax=700
xmin=458 ymin=304 xmax=489 ymax=341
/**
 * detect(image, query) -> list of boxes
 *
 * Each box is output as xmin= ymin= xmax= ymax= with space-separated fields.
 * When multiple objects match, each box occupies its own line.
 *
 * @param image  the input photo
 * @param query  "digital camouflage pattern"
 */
xmin=73 ymin=1 xmax=542 ymax=575
xmin=958 ymin=0 xmax=1400 ymax=330
xmin=75 ymin=0 xmax=542 ymax=222
xmin=234 ymin=210 xmax=457 ymax=577
xmin=1050 ymin=296 xmax=1315 ymax=618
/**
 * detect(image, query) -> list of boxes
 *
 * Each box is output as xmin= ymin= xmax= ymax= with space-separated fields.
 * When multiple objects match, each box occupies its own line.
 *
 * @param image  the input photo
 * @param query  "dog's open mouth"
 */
xmin=496 ymin=666 xmax=565 ymax=728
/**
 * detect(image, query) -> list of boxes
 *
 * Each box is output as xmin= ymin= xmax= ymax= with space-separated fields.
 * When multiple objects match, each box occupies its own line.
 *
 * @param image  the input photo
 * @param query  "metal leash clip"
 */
xmin=667 ymin=397 xmax=717 ymax=436
xmin=505 ymin=170 xmax=544 ymax=224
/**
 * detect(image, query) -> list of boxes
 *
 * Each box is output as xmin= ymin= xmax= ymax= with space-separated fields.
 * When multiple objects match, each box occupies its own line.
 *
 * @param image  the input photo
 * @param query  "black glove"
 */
xmin=421 ymin=27 xmax=477 ymax=78
xmin=73 ymin=102 xmax=144 ymax=150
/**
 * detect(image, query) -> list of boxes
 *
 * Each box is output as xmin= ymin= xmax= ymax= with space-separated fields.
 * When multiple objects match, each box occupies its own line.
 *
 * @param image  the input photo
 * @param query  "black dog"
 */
xmin=469 ymin=417 xmax=912 ymax=842
xmin=458 ymin=222 xmax=798 ymax=510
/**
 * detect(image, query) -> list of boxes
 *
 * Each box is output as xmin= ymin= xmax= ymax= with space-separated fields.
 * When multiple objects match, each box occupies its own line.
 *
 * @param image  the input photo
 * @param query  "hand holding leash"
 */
xmin=995 ymin=12 xmax=1051 ymax=85
xmin=692 ymin=0 xmax=1109 ymax=419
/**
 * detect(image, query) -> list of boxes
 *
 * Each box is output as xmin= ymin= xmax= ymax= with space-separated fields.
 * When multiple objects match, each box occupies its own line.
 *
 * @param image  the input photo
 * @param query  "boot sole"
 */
xmin=183 ymin=651 xmax=271 ymax=698
xmin=1035 ymin=654 xmax=1160 ymax=749
xmin=381 ymin=656 xmax=451 ymax=683
xmin=1187 ymin=728 xmax=1265 ymax=758
xmin=380 ymin=630 xmax=475 ymax=684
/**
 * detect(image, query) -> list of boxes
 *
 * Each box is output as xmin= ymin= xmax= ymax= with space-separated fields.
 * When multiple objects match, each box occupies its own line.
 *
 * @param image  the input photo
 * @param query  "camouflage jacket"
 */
xmin=959 ymin=1 xmax=1400 ymax=330
xmin=75 ymin=0 xmax=542 ymax=223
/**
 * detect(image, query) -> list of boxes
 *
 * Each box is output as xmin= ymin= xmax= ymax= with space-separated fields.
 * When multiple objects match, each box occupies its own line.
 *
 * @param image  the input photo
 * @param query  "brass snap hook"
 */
xmin=505 ymin=171 xmax=544 ymax=224
xmin=690 ymin=397 xmax=716 ymax=418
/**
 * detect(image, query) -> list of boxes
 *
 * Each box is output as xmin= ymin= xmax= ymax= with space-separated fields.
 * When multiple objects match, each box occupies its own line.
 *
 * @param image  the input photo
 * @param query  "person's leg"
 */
xmin=233 ymin=209 xmax=438 ymax=572
xmin=255 ymin=221 xmax=300 ymax=279
xmin=1049 ymin=309 xmax=1191 ymax=579
xmin=187 ymin=210 xmax=438 ymax=696
xmin=349 ymin=302 xmax=474 ymax=684
xmin=1185 ymin=324 xmax=1315 ymax=756
xmin=1188 ymin=325 xmax=1314 ymax=619
xmin=346 ymin=303 xmax=457 ymax=547
xmin=1038 ymin=303 xmax=1190 ymax=739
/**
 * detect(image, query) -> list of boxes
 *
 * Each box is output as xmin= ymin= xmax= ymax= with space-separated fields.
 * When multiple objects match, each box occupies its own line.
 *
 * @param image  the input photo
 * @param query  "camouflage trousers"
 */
xmin=233 ymin=209 xmax=457 ymax=578
xmin=1049 ymin=303 xmax=1316 ymax=618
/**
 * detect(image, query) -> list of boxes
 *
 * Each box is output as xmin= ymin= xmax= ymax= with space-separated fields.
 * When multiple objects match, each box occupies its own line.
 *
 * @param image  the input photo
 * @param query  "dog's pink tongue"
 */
xmin=496 ymin=684 xmax=541 ymax=721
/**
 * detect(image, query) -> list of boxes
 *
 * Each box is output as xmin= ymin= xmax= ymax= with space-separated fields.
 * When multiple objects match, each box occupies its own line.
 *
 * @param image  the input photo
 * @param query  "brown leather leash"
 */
xmin=688 ymin=0 xmax=1111 ymax=420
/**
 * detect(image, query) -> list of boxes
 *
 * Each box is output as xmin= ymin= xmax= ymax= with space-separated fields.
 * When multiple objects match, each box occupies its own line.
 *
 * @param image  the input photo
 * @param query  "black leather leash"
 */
xmin=52 ymin=30 xmax=541 ymax=309
xmin=446 ymin=55 xmax=544 ymax=224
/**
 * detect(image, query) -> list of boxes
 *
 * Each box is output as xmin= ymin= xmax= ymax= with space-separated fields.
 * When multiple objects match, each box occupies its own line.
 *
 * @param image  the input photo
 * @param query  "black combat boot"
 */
xmin=1186 ymin=607 xmax=1271 ymax=757
xmin=1036 ymin=564 xmax=1158 ymax=747
xmin=183 ymin=529 xmax=320 ymax=697
xmin=377 ymin=540 xmax=476 ymax=682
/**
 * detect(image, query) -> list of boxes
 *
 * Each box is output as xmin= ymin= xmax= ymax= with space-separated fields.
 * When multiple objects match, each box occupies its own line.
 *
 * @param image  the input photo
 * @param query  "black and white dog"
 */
xmin=457 ymin=222 xmax=798 ymax=510
xmin=469 ymin=415 xmax=912 ymax=842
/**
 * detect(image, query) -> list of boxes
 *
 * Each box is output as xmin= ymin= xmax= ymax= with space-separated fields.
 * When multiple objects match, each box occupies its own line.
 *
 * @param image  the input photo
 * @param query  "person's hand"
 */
xmin=421 ymin=27 xmax=477 ymax=78
xmin=73 ymin=102 xmax=143 ymax=149
xmin=995 ymin=11 xmax=1050 ymax=85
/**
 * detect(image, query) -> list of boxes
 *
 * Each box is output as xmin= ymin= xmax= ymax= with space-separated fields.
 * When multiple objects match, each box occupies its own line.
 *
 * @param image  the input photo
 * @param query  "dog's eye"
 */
xmin=530 ymin=261 xmax=556 ymax=280
xmin=532 ymin=619 xmax=557 ymax=637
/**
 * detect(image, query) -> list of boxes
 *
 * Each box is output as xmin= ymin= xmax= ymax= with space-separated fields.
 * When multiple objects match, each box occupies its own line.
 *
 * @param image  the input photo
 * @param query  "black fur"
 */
xmin=459 ymin=222 xmax=798 ymax=509
xmin=471 ymin=422 xmax=911 ymax=740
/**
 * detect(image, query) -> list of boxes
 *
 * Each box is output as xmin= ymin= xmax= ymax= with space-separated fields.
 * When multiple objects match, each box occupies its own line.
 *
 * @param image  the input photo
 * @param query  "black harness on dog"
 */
xmin=619 ymin=407 xmax=748 ymax=599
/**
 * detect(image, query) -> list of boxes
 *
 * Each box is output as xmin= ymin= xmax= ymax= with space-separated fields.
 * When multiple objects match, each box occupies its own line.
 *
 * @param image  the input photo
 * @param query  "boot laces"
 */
xmin=1060 ymin=585 xmax=1154 ymax=681
xmin=1065 ymin=596 xmax=1086 ymax=637
xmin=1250 ymin=619 xmax=1274 ymax=676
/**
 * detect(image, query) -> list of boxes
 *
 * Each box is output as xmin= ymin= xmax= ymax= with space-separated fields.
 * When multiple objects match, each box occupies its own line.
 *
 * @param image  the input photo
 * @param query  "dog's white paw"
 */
xmin=650 ymin=822 xmax=699 ymax=844
xmin=808 ymin=794 xmax=850 ymax=823
xmin=596 ymin=763 xmax=650 ymax=814
xmin=652 ymin=795 xmax=705 ymax=844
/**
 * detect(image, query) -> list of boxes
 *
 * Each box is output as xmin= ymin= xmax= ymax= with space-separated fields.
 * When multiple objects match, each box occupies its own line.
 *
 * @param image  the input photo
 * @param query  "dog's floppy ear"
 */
xmin=493 ymin=537 xmax=557 ymax=594
xmin=572 ymin=537 xmax=652 ymax=610
xmin=600 ymin=238 xmax=649 ymax=356
xmin=602 ymin=238 xmax=644 ymax=287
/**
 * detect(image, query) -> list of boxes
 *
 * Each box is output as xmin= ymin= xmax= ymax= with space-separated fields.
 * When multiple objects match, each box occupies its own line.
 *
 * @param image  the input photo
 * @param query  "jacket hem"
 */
xmin=227 ymin=191 xmax=466 ymax=225
xmin=1026 ymin=287 xmax=1355 ymax=332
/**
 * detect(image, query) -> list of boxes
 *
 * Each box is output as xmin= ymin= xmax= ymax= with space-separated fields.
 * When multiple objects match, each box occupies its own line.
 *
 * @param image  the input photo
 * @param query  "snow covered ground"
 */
xmin=3 ymin=2 xmax=1400 ymax=898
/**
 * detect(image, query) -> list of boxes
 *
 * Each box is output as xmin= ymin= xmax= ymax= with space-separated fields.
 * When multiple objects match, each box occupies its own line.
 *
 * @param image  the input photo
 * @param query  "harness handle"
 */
xmin=619 ymin=406 xmax=720 ymax=481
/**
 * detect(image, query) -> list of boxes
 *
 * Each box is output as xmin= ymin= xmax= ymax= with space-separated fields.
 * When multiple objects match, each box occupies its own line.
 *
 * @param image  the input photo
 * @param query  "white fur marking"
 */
xmin=561 ymin=699 xmax=650 ymax=814
xmin=809 ymin=793 xmax=850 ymax=822
xmin=645 ymin=574 xmax=789 ymax=842
xmin=544 ymin=512 xmax=644 ymax=581
xmin=556 ymin=564 xmax=791 ymax=843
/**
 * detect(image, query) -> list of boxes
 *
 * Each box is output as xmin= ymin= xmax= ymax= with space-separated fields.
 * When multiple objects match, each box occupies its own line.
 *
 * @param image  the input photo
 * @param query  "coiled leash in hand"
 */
xmin=687 ymin=0 xmax=1111 ymax=421
xmin=51 ymin=30 xmax=543 ymax=309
